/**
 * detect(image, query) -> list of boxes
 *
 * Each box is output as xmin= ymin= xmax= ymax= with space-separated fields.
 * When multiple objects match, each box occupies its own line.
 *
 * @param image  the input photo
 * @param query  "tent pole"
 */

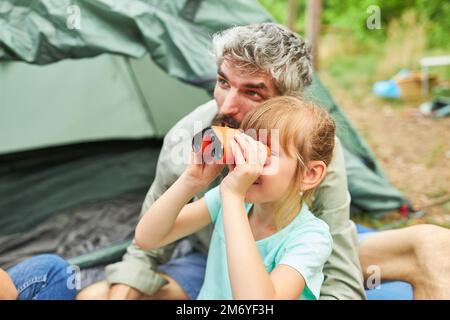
xmin=306 ymin=0 xmax=322 ymax=70
xmin=287 ymin=0 xmax=297 ymax=32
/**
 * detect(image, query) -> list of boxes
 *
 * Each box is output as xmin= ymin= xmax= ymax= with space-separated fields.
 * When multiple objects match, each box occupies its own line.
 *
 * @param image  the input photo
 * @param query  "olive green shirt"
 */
xmin=105 ymin=99 xmax=366 ymax=300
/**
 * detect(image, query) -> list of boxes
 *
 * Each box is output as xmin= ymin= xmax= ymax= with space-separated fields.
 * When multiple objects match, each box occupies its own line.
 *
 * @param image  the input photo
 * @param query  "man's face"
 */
xmin=213 ymin=60 xmax=278 ymax=127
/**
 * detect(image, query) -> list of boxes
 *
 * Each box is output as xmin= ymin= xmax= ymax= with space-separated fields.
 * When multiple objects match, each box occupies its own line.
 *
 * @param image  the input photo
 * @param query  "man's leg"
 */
xmin=359 ymin=224 xmax=450 ymax=299
xmin=77 ymin=252 xmax=207 ymax=300
xmin=76 ymin=275 xmax=188 ymax=300
xmin=356 ymin=224 xmax=413 ymax=300
xmin=7 ymin=254 xmax=77 ymax=300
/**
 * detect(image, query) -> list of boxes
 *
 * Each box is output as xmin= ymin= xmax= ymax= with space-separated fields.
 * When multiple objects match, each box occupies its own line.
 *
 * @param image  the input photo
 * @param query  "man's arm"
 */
xmin=0 ymin=269 xmax=18 ymax=300
xmin=311 ymin=137 xmax=366 ymax=300
xmin=105 ymin=99 xmax=218 ymax=298
xmin=105 ymin=138 xmax=181 ymax=297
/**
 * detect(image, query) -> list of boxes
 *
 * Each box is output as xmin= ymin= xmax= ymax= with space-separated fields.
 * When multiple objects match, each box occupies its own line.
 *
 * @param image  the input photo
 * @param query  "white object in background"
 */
xmin=420 ymin=55 xmax=450 ymax=96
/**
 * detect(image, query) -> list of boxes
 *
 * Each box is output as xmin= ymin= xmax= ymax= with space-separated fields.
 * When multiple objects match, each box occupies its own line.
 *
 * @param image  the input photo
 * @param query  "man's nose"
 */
xmin=220 ymin=91 xmax=240 ymax=116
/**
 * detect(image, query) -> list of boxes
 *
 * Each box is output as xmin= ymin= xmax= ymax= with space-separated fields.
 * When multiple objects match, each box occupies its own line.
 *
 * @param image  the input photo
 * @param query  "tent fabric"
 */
xmin=343 ymin=148 xmax=408 ymax=214
xmin=0 ymin=140 xmax=157 ymax=270
xmin=0 ymin=189 xmax=142 ymax=270
xmin=0 ymin=0 xmax=411 ymax=269
xmin=0 ymin=139 xmax=161 ymax=235
xmin=0 ymin=54 xmax=211 ymax=153
xmin=0 ymin=0 xmax=272 ymax=88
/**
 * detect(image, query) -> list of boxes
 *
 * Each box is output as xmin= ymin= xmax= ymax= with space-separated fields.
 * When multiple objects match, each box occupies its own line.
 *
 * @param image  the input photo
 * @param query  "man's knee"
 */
xmin=76 ymin=281 xmax=109 ymax=300
xmin=409 ymin=225 xmax=450 ymax=265
xmin=141 ymin=274 xmax=189 ymax=300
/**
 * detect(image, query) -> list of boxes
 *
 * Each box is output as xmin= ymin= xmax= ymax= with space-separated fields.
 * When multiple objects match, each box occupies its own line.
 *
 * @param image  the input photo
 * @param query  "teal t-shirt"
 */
xmin=196 ymin=186 xmax=333 ymax=300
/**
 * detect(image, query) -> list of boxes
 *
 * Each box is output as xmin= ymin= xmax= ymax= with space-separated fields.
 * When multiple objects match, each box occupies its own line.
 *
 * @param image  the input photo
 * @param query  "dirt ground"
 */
xmin=319 ymin=72 xmax=450 ymax=229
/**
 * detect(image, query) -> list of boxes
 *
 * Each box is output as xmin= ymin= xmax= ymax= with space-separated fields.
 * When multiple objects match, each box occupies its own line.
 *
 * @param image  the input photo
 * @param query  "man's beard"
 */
xmin=211 ymin=113 xmax=240 ymax=129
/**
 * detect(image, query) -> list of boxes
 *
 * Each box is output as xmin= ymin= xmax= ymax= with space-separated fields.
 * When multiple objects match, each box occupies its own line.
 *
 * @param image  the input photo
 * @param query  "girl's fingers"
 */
xmin=235 ymin=133 xmax=257 ymax=164
xmin=230 ymin=138 xmax=245 ymax=165
xmin=245 ymin=134 xmax=260 ymax=164
xmin=256 ymin=142 xmax=268 ymax=166
xmin=243 ymin=134 xmax=267 ymax=167
xmin=233 ymin=134 xmax=247 ymax=162
xmin=233 ymin=133 xmax=248 ymax=149
xmin=191 ymin=150 xmax=203 ymax=165
xmin=239 ymin=133 xmax=267 ymax=167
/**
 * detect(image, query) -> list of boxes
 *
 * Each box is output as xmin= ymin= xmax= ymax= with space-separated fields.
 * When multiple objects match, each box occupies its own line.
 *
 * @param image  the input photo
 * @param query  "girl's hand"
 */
xmin=182 ymin=150 xmax=225 ymax=189
xmin=221 ymin=133 xmax=268 ymax=197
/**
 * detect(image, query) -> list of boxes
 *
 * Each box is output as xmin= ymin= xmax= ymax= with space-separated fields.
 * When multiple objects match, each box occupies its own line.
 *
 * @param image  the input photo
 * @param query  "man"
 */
xmin=78 ymin=22 xmax=366 ymax=300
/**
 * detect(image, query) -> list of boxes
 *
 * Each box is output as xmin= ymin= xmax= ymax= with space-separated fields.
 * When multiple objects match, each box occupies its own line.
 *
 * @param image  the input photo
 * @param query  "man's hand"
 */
xmin=108 ymin=283 xmax=143 ymax=300
xmin=0 ymin=268 xmax=18 ymax=300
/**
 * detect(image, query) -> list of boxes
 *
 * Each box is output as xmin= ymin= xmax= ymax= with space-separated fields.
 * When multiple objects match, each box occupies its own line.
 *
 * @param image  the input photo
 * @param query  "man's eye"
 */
xmin=247 ymin=91 xmax=261 ymax=98
xmin=218 ymin=78 xmax=228 ymax=86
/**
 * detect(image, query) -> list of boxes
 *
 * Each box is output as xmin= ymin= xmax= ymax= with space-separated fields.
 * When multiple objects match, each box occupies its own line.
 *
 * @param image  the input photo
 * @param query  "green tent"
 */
xmin=0 ymin=0 xmax=410 ymax=270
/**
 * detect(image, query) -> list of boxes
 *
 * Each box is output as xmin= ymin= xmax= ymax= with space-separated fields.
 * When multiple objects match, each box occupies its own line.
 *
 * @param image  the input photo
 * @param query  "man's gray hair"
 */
xmin=212 ymin=23 xmax=313 ymax=96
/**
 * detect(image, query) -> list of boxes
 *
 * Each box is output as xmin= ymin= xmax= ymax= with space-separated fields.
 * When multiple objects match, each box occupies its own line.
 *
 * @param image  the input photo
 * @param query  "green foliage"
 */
xmin=415 ymin=0 xmax=450 ymax=49
xmin=259 ymin=0 xmax=290 ymax=25
xmin=259 ymin=0 xmax=307 ymax=34
xmin=259 ymin=0 xmax=449 ymax=49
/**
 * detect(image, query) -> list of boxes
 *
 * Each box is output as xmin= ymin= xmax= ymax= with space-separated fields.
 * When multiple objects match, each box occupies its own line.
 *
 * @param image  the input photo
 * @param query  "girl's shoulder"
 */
xmin=283 ymin=204 xmax=333 ymax=250
xmin=292 ymin=203 xmax=331 ymax=234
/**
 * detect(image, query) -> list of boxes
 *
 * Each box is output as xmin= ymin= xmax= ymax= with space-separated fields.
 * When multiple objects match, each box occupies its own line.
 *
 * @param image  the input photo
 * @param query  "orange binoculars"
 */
xmin=192 ymin=126 xmax=270 ymax=163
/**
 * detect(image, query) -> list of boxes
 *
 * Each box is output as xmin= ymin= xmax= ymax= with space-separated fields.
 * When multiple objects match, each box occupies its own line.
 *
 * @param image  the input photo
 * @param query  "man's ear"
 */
xmin=301 ymin=161 xmax=327 ymax=192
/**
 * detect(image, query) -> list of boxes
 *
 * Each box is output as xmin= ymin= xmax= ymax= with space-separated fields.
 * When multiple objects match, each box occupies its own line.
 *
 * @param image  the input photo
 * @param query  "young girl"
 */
xmin=135 ymin=96 xmax=336 ymax=300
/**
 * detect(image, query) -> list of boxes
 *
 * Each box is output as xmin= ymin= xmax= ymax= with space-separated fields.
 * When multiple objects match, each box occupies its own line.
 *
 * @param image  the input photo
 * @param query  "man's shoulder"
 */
xmin=315 ymin=135 xmax=346 ymax=189
xmin=155 ymin=99 xmax=218 ymax=183
xmin=310 ymin=136 xmax=350 ymax=217
xmin=165 ymin=99 xmax=217 ymax=140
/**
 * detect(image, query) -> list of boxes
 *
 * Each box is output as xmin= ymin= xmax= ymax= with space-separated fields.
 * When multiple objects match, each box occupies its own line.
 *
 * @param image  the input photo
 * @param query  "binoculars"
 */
xmin=192 ymin=126 xmax=270 ymax=163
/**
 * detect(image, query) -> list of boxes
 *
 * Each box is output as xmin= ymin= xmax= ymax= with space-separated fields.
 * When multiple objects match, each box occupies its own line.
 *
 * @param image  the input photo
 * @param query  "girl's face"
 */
xmin=243 ymin=146 xmax=299 ymax=204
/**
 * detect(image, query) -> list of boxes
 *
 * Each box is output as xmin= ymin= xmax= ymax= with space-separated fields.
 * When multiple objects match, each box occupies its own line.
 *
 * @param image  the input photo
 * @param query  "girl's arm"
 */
xmin=135 ymin=151 xmax=224 ymax=251
xmin=221 ymin=134 xmax=306 ymax=299
xmin=135 ymin=175 xmax=209 ymax=250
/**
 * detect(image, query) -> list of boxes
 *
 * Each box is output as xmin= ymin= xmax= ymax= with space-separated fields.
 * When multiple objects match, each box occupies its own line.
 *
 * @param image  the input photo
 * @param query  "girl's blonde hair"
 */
xmin=240 ymin=96 xmax=336 ymax=230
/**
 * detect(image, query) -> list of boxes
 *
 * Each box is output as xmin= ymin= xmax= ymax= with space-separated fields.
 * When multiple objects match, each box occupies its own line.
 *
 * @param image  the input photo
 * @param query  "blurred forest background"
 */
xmin=260 ymin=0 xmax=450 ymax=229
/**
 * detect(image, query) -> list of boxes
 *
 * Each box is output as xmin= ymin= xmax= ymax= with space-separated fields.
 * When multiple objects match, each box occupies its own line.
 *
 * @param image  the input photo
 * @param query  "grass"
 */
xmin=326 ymin=55 xmax=378 ymax=93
